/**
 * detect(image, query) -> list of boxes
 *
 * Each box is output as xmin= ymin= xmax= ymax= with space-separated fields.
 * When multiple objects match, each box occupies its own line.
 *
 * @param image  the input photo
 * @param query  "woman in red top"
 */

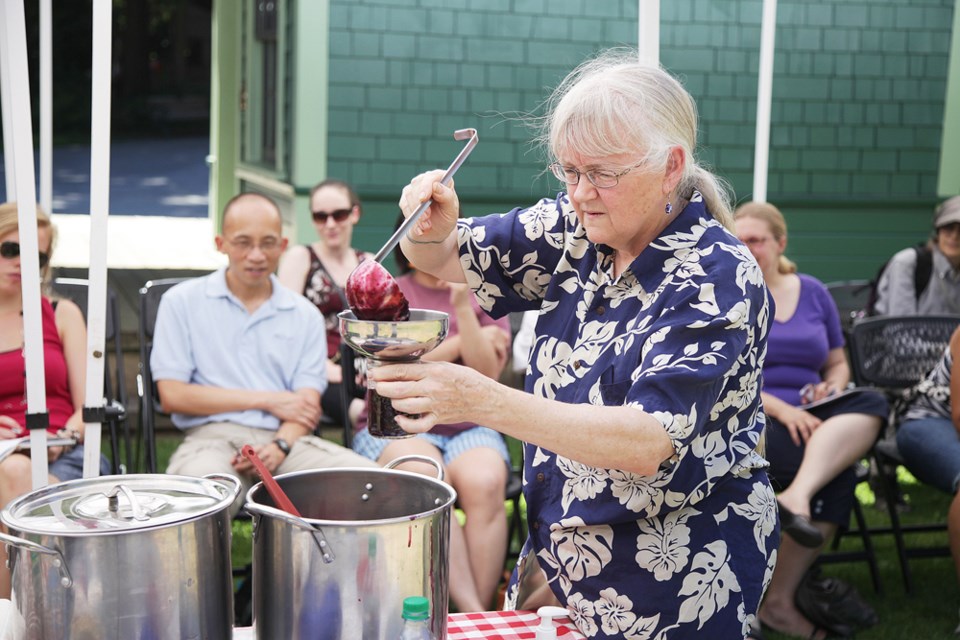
xmin=0 ymin=202 xmax=108 ymax=598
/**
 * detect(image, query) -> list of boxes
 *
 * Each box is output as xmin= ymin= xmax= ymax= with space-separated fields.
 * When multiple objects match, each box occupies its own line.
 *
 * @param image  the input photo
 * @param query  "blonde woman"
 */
xmin=0 ymin=202 xmax=109 ymax=597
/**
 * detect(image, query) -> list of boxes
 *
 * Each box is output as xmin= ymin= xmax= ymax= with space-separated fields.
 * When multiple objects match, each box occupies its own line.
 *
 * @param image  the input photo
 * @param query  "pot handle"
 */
xmin=244 ymin=501 xmax=336 ymax=564
xmin=385 ymin=454 xmax=444 ymax=481
xmin=0 ymin=532 xmax=73 ymax=588
xmin=204 ymin=473 xmax=243 ymax=502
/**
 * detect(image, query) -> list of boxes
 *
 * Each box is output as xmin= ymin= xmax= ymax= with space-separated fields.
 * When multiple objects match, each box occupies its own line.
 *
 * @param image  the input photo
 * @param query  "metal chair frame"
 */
xmin=51 ymin=277 xmax=129 ymax=474
xmin=134 ymin=276 xmax=259 ymax=623
xmin=135 ymin=277 xmax=189 ymax=474
xmin=824 ymin=279 xmax=871 ymax=340
xmin=847 ymin=314 xmax=960 ymax=593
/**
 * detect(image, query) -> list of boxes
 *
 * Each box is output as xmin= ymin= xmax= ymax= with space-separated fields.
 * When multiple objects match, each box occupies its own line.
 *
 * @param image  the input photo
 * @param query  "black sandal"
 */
xmin=777 ymin=499 xmax=825 ymax=548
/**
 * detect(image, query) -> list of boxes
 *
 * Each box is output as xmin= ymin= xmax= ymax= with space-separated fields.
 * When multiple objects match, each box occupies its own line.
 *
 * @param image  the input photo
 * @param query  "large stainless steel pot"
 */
xmin=0 ymin=473 xmax=241 ymax=640
xmin=245 ymin=456 xmax=455 ymax=640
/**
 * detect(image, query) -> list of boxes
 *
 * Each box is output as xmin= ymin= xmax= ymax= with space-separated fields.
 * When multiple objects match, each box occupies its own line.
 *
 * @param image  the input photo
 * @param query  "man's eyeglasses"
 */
xmin=0 ymin=241 xmax=50 ymax=268
xmin=548 ymin=162 xmax=644 ymax=189
xmin=224 ymin=237 xmax=282 ymax=254
xmin=311 ymin=208 xmax=353 ymax=224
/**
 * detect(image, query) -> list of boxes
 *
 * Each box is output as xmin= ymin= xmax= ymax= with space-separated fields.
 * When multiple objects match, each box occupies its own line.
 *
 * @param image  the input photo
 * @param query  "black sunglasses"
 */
xmin=0 ymin=241 xmax=50 ymax=268
xmin=311 ymin=208 xmax=353 ymax=224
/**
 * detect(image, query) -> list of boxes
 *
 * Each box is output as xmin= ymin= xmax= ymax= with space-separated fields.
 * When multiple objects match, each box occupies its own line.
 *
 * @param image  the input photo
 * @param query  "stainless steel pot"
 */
xmin=244 ymin=456 xmax=455 ymax=640
xmin=0 ymin=473 xmax=241 ymax=640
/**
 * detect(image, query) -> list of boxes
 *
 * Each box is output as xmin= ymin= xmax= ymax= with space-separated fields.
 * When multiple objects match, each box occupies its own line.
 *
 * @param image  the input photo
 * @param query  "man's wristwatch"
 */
xmin=272 ymin=438 xmax=291 ymax=456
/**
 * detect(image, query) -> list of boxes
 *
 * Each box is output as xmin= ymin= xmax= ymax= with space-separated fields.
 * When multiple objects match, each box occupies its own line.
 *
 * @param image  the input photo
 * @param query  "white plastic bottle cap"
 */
xmin=534 ymin=606 xmax=568 ymax=640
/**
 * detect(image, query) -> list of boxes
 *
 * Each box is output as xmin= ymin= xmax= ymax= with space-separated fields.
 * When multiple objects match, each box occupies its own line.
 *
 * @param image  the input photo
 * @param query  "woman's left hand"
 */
xmin=368 ymin=361 xmax=488 ymax=432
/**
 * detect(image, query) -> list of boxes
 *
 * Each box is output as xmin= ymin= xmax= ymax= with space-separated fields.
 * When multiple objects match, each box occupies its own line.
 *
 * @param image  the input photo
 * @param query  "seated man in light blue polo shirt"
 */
xmin=151 ymin=192 xmax=375 ymax=513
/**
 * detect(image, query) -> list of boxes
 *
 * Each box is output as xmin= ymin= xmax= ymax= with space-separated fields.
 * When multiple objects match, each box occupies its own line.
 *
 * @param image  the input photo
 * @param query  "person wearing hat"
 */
xmin=874 ymin=196 xmax=960 ymax=316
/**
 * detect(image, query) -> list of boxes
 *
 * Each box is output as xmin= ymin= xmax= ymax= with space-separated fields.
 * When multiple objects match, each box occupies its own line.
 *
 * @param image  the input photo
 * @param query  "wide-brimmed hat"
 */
xmin=934 ymin=196 xmax=960 ymax=229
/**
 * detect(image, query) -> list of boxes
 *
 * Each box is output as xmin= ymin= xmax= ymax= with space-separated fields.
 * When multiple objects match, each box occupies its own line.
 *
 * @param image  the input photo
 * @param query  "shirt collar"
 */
xmin=932 ymin=247 xmax=960 ymax=279
xmin=591 ymin=192 xmax=714 ymax=290
xmin=205 ymin=267 xmax=296 ymax=310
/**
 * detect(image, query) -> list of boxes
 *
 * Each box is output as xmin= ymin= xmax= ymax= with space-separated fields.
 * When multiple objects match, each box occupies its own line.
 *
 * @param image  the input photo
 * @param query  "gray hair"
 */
xmin=539 ymin=49 xmax=734 ymax=228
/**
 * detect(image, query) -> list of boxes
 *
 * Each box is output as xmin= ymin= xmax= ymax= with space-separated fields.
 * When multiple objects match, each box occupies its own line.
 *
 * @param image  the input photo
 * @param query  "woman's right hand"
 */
xmin=399 ymin=169 xmax=460 ymax=241
xmin=0 ymin=415 xmax=22 ymax=440
xmin=777 ymin=405 xmax=822 ymax=446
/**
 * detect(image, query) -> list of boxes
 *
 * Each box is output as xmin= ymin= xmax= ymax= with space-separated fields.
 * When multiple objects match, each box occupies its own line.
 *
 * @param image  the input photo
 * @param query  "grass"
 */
xmin=152 ymin=432 xmax=957 ymax=635
xmin=765 ymin=470 xmax=958 ymax=640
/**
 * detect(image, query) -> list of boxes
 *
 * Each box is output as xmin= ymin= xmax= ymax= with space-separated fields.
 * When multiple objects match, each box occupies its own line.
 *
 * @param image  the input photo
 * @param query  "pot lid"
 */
xmin=0 ymin=473 xmax=240 ymax=535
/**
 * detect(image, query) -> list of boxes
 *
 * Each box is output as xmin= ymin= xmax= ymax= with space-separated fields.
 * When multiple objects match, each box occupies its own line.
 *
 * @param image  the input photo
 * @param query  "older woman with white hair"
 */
xmin=369 ymin=50 xmax=778 ymax=639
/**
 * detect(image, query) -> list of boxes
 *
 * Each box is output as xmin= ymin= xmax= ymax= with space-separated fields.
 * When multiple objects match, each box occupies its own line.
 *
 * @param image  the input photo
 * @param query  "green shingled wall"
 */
xmin=315 ymin=0 xmax=956 ymax=281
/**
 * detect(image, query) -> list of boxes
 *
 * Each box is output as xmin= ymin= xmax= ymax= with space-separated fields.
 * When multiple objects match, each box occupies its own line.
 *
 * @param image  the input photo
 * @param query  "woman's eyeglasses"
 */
xmin=311 ymin=208 xmax=353 ymax=224
xmin=740 ymin=236 xmax=773 ymax=248
xmin=548 ymin=162 xmax=645 ymax=189
xmin=0 ymin=241 xmax=49 ymax=268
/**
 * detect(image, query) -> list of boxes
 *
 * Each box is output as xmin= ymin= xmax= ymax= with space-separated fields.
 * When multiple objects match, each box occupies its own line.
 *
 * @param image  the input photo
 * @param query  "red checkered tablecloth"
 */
xmin=446 ymin=610 xmax=585 ymax=639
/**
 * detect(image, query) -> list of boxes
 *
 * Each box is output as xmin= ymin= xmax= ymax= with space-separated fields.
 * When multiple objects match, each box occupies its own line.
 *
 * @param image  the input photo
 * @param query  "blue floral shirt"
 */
xmin=458 ymin=192 xmax=779 ymax=639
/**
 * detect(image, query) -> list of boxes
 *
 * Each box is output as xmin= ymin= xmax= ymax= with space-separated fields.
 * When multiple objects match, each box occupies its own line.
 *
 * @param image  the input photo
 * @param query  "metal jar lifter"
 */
xmin=0 ymin=473 xmax=241 ymax=640
xmin=244 ymin=456 xmax=456 ymax=640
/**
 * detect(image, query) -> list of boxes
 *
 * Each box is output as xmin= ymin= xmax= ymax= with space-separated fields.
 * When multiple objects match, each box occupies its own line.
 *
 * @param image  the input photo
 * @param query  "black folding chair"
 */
xmin=815 ymin=461 xmax=883 ymax=593
xmin=810 ymin=280 xmax=883 ymax=591
xmin=135 ymin=277 xmax=189 ymax=474
xmin=825 ymin=279 xmax=871 ymax=342
xmin=848 ymin=314 xmax=960 ymax=593
xmin=51 ymin=278 xmax=129 ymax=474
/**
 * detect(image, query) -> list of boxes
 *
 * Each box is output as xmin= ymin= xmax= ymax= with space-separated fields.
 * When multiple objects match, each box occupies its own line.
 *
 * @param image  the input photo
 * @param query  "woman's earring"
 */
xmin=665 ymin=201 xmax=673 ymax=215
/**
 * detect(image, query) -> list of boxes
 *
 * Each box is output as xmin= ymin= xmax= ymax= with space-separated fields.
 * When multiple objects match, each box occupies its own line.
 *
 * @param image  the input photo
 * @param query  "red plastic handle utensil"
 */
xmin=241 ymin=444 xmax=301 ymax=517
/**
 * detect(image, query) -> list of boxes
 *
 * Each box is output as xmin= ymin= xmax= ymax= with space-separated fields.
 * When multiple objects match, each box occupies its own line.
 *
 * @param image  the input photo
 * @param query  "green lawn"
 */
xmin=765 ymin=472 xmax=957 ymax=640
xmin=151 ymin=432 xmax=958 ymax=635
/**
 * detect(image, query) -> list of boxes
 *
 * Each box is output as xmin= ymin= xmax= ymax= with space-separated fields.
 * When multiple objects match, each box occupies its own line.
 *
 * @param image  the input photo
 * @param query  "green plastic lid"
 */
xmin=402 ymin=596 xmax=430 ymax=621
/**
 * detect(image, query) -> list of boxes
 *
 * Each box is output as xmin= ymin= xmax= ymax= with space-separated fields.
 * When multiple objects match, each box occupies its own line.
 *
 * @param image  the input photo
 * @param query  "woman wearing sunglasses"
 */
xmin=0 ymin=202 xmax=110 ymax=598
xmin=278 ymin=179 xmax=372 ymax=429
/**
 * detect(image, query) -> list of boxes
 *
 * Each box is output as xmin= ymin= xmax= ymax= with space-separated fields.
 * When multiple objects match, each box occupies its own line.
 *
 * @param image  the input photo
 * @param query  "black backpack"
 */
xmin=864 ymin=244 xmax=933 ymax=317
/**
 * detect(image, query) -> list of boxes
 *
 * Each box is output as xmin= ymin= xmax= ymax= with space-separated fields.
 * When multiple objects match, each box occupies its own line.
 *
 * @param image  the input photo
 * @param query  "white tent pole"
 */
xmin=82 ymin=0 xmax=113 ymax=478
xmin=0 ymin=0 xmax=17 ymax=200
xmin=637 ymin=0 xmax=660 ymax=65
xmin=3 ymin=0 xmax=49 ymax=489
xmin=39 ymin=0 xmax=52 ymax=214
xmin=752 ymin=0 xmax=778 ymax=203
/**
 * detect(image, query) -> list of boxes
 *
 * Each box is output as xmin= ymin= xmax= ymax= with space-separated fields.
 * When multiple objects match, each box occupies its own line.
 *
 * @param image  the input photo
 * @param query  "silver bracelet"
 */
xmin=405 ymin=232 xmax=446 ymax=245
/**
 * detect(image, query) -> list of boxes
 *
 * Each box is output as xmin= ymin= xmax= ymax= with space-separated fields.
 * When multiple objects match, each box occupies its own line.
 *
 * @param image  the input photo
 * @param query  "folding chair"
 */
xmin=848 ymin=314 xmax=960 ymax=593
xmin=135 ymin=277 xmax=189 ymax=474
xmin=825 ymin=279 xmax=871 ymax=342
xmin=51 ymin=278 xmax=129 ymax=474
xmin=815 ymin=461 xmax=883 ymax=593
xmin=135 ymin=276 xmax=256 ymax=623
xmin=811 ymin=279 xmax=883 ymax=592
